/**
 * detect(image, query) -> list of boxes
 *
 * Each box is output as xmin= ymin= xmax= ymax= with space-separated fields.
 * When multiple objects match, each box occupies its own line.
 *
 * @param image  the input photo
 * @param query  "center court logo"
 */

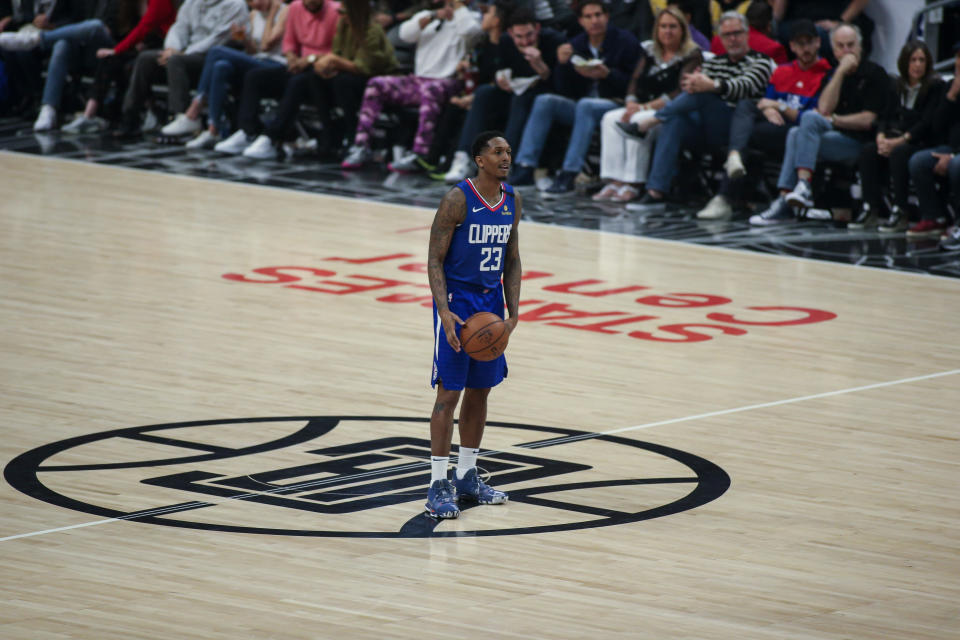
xmin=4 ymin=417 xmax=730 ymax=538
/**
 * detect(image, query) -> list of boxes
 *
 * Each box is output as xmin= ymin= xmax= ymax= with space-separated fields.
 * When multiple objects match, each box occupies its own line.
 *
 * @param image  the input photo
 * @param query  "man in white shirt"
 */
xmin=340 ymin=0 xmax=482 ymax=172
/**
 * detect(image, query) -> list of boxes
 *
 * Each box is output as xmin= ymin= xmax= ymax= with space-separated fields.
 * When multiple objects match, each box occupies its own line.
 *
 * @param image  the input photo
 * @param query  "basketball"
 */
xmin=460 ymin=312 xmax=510 ymax=361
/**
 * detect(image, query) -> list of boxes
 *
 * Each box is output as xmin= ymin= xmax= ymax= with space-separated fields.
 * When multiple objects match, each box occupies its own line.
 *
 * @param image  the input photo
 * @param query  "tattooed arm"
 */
xmin=502 ymin=190 xmax=522 ymax=333
xmin=428 ymin=187 xmax=467 ymax=351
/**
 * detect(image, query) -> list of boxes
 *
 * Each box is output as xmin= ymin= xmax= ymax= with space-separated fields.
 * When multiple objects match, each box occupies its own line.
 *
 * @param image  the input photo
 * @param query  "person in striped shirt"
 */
xmin=628 ymin=10 xmax=773 ymax=210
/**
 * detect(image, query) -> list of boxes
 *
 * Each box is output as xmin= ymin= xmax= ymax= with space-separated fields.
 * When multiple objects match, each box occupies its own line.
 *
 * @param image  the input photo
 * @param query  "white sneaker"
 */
xmin=444 ymin=150 xmax=472 ymax=183
xmin=160 ymin=113 xmax=201 ymax=136
xmin=724 ymin=151 xmax=746 ymax=179
xmin=696 ymin=194 xmax=733 ymax=220
xmin=214 ymin=130 xmax=253 ymax=155
xmin=241 ymin=134 xmax=276 ymax=160
xmin=141 ymin=109 xmax=159 ymax=132
xmin=785 ymin=179 xmax=814 ymax=209
xmin=0 ymin=30 xmax=42 ymax=51
xmin=340 ymin=144 xmax=371 ymax=169
xmin=185 ymin=129 xmax=219 ymax=149
xmin=33 ymin=104 xmax=56 ymax=132
xmin=62 ymin=115 xmax=106 ymax=134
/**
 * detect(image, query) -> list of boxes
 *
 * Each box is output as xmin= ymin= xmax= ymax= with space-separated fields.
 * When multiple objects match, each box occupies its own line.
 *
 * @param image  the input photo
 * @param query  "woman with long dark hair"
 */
xmin=857 ymin=40 xmax=942 ymax=232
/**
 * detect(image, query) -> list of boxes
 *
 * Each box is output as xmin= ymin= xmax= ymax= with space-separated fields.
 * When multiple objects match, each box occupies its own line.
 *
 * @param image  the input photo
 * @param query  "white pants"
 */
xmin=599 ymin=107 xmax=660 ymax=184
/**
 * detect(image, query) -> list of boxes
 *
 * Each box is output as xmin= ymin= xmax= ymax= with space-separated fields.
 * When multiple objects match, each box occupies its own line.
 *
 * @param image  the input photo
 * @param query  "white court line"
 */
xmin=3 ymin=367 xmax=958 ymax=543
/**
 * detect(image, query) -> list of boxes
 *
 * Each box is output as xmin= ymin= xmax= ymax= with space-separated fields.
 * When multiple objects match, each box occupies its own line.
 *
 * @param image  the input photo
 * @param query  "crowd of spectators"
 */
xmin=1 ymin=0 xmax=958 ymax=250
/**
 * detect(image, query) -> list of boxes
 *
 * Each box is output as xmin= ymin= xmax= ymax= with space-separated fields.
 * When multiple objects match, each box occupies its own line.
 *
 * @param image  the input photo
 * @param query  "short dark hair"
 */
xmin=506 ymin=6 xmax=537 ymax=29
xmin=491 ymin=0 xmax=515 ymax=24
xmin=573 ymin=0 xmax=607 ymax=18
xmin=668 ymin=0 xmax=696 ymax=17
xmin=746 ymin=0 xmax=772 ymax=32
xmin=472 ymin=130 xmax=506 ymax=160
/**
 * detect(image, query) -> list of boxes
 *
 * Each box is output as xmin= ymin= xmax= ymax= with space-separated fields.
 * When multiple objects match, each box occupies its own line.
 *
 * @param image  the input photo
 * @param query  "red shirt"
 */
xmin=113 ymin=0 xmax=176 ymax=55
xmin=711 ymin=27 xmax=787 ymax=65
xmin=282 ymin=0 xmax=341 ymax=57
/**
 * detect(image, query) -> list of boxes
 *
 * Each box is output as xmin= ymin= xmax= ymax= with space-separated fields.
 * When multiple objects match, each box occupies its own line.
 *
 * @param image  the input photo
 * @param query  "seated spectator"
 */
xmin=907 ymin=43 xmax=960 ymax=244
xmin=340 ymin=0 xmax=482 ymax=172
xmin=750 ymin=23 xmax=886 ymax=225
xmin=0 ymin=0 xmax=111 ymax=131
xmin=425 ymin=0 xmax=511 ymax=178
xmin=699 ymin=18 xmax=828 ymax=220
xmin=115 ymin=0 xmax=250 ymax=137
xmin=442 ymin=5 xmax=565 ymax=183
xmin=708 ymin=0 xmax=749 ymax=29
xmin=628 ymin=10 xmax=772 ymax=210
xmin=0 ymin=0 xmax=87 ymax=116
xmin=774 ymin=0 xmax=874 ymax=62
xmin=60 ymin=0 xmax=176 ymax=134
xmin=215 ymin=0 xmax=387 ymax=159
xmin=593 ymin=6 xmax=699 ymax=202
xmin=710 ymin=1 xmax=786 ymax=65
xmin=508 ymin=0 xmax=640 ymax=196
xmin=159 ymin=0 xmax=288 ymax=145
xmin=859 ymin=41 xmax=942 ymax=233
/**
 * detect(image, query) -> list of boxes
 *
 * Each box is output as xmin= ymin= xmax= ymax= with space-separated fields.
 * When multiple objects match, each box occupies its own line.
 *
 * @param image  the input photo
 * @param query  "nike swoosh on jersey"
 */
xmin=472 ymin=206 xmax=487 ymax=212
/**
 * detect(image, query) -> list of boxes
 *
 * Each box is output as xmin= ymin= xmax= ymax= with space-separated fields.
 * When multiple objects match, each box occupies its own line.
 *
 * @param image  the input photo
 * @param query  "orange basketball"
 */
xmin=460 ymin=312 xmax=510 ymax=361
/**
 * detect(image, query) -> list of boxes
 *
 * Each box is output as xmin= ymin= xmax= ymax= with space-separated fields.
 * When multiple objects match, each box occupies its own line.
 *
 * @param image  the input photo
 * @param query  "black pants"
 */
xmin=240 ymin=66 xmax=367 ymax=145
xmin=858 ymin=141 xmax=918 ymax=211
xmin=122 ymin=50 xmax=205 ymax=118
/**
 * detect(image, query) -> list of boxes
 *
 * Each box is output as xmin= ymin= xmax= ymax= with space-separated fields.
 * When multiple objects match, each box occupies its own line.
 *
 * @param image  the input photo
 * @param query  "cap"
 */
xmin=789 ymin=19 xmax=819 ymax=41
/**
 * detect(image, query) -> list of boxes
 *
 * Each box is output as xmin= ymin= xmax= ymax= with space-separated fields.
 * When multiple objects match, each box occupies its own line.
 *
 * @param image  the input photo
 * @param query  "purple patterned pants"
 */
xmin=353 ymin=75 xmax=461 ymax=155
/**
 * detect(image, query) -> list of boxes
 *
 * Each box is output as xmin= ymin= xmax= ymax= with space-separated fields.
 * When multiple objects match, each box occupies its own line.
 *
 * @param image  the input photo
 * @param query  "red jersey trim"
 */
xmin=465 ymin=178 xmax=505 ymax=211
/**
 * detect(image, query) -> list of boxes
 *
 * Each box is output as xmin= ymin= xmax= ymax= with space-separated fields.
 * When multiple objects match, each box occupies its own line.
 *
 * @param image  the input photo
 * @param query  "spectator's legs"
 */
xmin=599 ymin=107 xmax=657 ymax=187
xmin=329 ymin=71 xmax=368 ymax=139
xmin=561 ymin=97 xmax=616 ymax=174
xmin=948 ymin=155 xmax=960 ymax=215
xmin=646 ymin=93 xmax=731 ymax=196
xmin=727 ymin=99 xmax=760 ymax=153
xmin=121 ymin=49 xmax=162 ymax=121
xmin=503 ymin=89 xmax=538 ymax=150
xmin=776 ymin=125 xmax=801 ymax=191
xmin=888 ymin=142 xmax=918 ymax=210
xmin=456 ymin=84 xmax=504 ymax=153
xmin=857 ymin=142 xmax=886 ymax=211
xmin=720 ymin=119 xmax=788 ymax=202
xmin=788 ymin=110 xmax=832 ymax=184
xmin=353 ymin=75 xmax=416 ymax=148
xmin=165 ymin=52 xmax=205 ymax=115
xmin=263 ymin=71 xmax=323 ymax=141
xmin=237 ymin=65 xmax=290 ymax=137
xmin=411 ymin=76 xmax=460 ymax=155
xmin=909 ymin=148 xmax=943 ymax=222
xmin=39 ymin=20 xmax=113 ymax=111
xmin=514 ymin=93 xmax=576 ymax=168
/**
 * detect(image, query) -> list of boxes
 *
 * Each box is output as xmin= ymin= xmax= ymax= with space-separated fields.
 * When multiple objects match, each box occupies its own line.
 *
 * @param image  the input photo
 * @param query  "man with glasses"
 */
xmin=627 ymin=10 xmax=773 ymax=211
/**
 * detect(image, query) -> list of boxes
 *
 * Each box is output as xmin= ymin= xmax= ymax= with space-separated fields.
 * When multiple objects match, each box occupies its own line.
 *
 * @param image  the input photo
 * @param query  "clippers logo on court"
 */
xmin=4 ymin=417 xmax=729 ymax=538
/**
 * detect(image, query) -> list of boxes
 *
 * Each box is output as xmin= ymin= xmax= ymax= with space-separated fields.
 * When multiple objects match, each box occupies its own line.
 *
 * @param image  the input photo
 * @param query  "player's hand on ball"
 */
xmin=505 ymin=316 xmax=518 ymax=333
xmin=440 ymin=310 xmax=465 ymax=351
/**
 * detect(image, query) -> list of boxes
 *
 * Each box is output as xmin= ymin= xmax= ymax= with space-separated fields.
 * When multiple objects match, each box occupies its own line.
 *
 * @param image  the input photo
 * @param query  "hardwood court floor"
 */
xmin=1 ymin=153 xmax=958 ymax=639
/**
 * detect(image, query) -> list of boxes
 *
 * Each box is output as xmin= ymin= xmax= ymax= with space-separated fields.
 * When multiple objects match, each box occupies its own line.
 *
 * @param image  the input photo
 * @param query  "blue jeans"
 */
xmin=777 ymin=110 xmax=863 ymax=191
xmin=196 ymin=46 xmax=283 ymax=135
xmin=39 ymin=19 xmax=113 ymax=108
xmin=515 ymin=93 xmax=616 ymax=173
xmin=909 ymin=146 xmax=960 ymax=221
xmin=646 ymin=92 xmax=734 ymax=194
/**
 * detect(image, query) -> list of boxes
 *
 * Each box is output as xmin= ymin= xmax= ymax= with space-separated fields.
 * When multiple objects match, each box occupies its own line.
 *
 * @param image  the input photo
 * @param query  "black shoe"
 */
xmin=112 ymin=114 xmax=141 ymax=139
xmin=625 ymin=191 xmax=666 ymax=211
xmin=878 ymin=205 xmax=908 ymax=233
xmin=540 ymin=170 xmax=577 ymax=197
xmin=615 ymin=121 xmax=646 ymax=140
xmin=509 ymin=164 xmax=535 ymax=186
xmin=847 ymin=202 xmax=878 ymax=230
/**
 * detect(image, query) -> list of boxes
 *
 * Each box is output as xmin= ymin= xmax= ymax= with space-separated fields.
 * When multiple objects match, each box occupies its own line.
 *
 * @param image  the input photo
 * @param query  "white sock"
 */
xmin=455 ymin=447 xmax=480 ymax=479
xmin=430 ymin=456 xmax=448 ymax=484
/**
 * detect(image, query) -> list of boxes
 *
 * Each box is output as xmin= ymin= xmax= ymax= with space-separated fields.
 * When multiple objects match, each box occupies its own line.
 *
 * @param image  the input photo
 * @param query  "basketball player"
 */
xmin=425 ymin=130 xmax=522 ymax=519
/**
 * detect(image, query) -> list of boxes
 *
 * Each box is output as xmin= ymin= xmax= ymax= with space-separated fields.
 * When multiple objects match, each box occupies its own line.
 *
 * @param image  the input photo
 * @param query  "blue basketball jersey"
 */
xmin=444 ymin=179 xmax=516 ymax=290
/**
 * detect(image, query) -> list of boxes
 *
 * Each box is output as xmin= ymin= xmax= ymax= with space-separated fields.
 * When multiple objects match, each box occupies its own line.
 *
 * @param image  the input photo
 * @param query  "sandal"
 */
xmin=610 ymin=184 xmax=640 ymax=202
xmin=591 ymin=183 xmax=621 ymax=201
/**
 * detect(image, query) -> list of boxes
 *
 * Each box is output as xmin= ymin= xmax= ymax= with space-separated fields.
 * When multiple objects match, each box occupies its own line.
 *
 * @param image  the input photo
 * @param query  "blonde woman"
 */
xmin=593 ymin=7 xmax=700 ymax=201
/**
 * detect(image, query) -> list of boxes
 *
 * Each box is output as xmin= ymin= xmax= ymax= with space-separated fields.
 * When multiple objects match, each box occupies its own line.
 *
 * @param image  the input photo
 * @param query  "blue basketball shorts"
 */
xmin=431 ymin=283 xmax=507 ymax=391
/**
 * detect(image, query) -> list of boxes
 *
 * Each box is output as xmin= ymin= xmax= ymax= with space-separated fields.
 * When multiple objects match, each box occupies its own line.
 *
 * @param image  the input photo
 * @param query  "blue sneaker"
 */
xmin=453 ymin=468 xmax=508 ymax=505
xmin=425 ymin=479 xmax=460 ymax=519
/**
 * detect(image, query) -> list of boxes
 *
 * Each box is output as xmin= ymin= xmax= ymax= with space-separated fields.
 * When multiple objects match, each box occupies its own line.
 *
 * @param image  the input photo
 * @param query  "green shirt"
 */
xmin=332 ymin=19 xmax=397 ymax=77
